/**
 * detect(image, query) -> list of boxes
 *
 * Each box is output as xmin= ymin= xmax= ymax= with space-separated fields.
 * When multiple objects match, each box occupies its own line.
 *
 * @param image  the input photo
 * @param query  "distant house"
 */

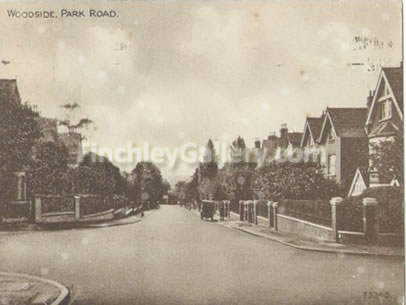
xmin=317 ymin=107 xmax=369 ymax=188
xmin=37 ymin=117 xmax=58 ymax=143
xmin=59 ymin=132 xmax=83 ymax=167
xmin=260 ymin=124 xmax=303 ymax=162
xmin=365 ymin=65 xmax=403 ymax=187
xmin=0 ymin=79 xmax=21 ymax=105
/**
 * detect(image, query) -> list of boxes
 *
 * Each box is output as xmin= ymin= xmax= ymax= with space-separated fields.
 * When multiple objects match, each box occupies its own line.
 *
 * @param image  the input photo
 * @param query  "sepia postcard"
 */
xmin=0 ymin=0 xmax=404 ymax=304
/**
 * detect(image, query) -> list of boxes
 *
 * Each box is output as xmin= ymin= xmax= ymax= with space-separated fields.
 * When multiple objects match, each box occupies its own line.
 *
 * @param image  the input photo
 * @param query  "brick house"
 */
xmin=317 ymin=107 xmax=369 ymax=188
xmin=0 ymin=79 xmax=21 ymax=105
xmin=364 ymin=65 xmax=403 ymax=187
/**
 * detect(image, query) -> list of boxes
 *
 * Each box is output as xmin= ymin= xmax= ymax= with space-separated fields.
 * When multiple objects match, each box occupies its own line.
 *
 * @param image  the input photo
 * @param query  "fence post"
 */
xmin=362 ymin=197 xmax=378 ymax=243
xmin=272 ymin=202 xmax=278 ymax=231
xmin=246 ymin=201 xmax=253 ymax=223
xmin=219 ymin=201 xmax=224 ymax=221
xmin=239 ymin=200 xmax=244 ymax=221
xmin=267 ymin=201 xmax=273 ymax=228
xmin=253 ymin=200 xmax=258 ymax=225
xmin=330 ymin=197 xmax=343 ymax=242
xmin=34 ymin=197 xmax=42 ymax=223
xmin=74 ymin=196 xmax=81 ymax=221
xmin=225 ymin=200 xmax=230 ymax=219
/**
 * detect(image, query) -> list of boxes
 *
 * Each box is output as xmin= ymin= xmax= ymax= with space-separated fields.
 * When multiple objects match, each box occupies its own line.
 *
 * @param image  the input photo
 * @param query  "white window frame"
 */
xmin=378 ymin=98 xmax=392 ymax=121
xmin=328 ymin=154 xmax=336 ymax=177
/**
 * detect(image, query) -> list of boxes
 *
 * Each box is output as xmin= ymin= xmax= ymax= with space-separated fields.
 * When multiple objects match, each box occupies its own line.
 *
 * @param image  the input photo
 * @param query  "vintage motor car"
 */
xmin=200 ymin=200 xmax=215 ymax=221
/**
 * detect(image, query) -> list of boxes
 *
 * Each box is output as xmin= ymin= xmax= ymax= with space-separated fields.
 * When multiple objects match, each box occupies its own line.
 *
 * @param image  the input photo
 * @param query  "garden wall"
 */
xmin=277 ymin=214 xmax=335 ymax=241
xmin=278 ymin=199 xmax=331 ymax=227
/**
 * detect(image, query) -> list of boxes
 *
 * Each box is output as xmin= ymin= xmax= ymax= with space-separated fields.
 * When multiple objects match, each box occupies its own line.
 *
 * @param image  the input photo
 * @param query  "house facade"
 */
xmin=317 ymin=108 xmax=369 ymax=188
xmin=59 ymin=132 xmax=83 ymax=167
xmin=364 ymin=65 xmax=403 ymax=187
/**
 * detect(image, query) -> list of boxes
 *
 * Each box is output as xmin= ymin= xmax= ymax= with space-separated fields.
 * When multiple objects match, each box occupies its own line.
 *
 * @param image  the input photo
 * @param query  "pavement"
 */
xmin=0 ymin=205 xmax=403 ymax=305
xmin=0 ymin=214 xmax=142 ymax=233
xmin=189 ymin=208 xmax=403 ymax=257
xmin=223 ymin=219 xmax=404 ymax=257
xmin=0 ymin=272 xmax=70 ymax=305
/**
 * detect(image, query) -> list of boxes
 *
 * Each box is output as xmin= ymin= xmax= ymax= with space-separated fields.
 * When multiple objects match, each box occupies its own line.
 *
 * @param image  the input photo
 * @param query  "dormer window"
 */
xmin=379 ymin=99 xmax=392 ymax=121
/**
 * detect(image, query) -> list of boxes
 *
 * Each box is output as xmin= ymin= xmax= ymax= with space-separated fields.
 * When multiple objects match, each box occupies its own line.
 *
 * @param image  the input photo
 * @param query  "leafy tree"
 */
xmin=75 ymin=152 xmax=125 ymax=196
xmin=130 ymin=162 xmax=164 ymax=209
xmin=369 ymin=132 xmax=403 ymax=185
xmin=0 ymin=99 xmax=40 ymax=171
xmin=161 ymin=179 xmax=171 ymax=195
xmin=217 ymin=163 xmax=254 ymax=201
xmin=28 ymin=141 xmax=72 ymax=195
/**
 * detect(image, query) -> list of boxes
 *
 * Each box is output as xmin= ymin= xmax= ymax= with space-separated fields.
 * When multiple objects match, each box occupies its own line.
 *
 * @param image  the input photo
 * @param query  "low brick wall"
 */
xmin=257 ymin=215 xmax=268 ymax=227
xmin=277 ymin=214 xmax=335 ymax=241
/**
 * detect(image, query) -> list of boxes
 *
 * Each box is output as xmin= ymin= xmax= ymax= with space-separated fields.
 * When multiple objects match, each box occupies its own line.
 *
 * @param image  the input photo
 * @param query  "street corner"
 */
xmin=0 ymin=271 xmax=70 ymax=305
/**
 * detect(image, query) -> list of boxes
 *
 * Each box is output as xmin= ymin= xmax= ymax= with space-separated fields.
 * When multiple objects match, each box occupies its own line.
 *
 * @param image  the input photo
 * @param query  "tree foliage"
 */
xmin=369 ymin=132 xmax=403 ymax=185
xmin=75 ymin=152 xmax=128 ymax=196
xmin=0 ymin=99 xmax=40 ymax=171
xmin=217 ymin=163 xmax=254 ymax=201
xmin=130 ymin=162 xmax=164 ymax=208
xmin=251 ymin=162 xmax=341 ymax=200
xmin=28 ymin=141 xmax=72 ymax=195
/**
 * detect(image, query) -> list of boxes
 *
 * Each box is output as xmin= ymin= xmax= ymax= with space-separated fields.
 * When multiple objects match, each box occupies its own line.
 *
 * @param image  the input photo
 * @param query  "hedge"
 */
xmin=278 ymin=199 xmax=331 ymax=227
xmin=340 ymin=186 xmax=404 ymax=233
xmin=40 ymin=195 xmax=74 ymax=214
xmin=79 ymin=194 xmax=109 ymax=216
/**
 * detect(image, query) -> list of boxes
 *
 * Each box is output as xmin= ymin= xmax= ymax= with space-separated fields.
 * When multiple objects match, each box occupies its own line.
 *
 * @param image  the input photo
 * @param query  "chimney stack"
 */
xmin=254 ymin=137 xmax=261 ymax=149
xmin=280 ymin=123 xmax=288 ymax=139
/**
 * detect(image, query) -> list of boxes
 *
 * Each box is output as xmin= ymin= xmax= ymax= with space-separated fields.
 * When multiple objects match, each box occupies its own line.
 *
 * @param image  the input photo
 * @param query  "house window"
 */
xmin=328 ymin=155 xmax=336 ymax=176
xmin=379 ymin=100 xmax=392 ymax=120
xmin=306 ymin=136 xmax=313 ymax=147
xmin=328 ymin=127 xmax=335 ymax=142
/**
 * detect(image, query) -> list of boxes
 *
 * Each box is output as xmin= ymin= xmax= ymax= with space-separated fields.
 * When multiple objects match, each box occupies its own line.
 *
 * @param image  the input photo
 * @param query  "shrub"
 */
xmin=40 ymin=195 xmax=74 ymax=214
xmin=340 ymin=186 xmax=404 ymax=233
xmin=252 ymin=162 xmax=342 ymax=201
xmin=79 ymin=194 xmax=108 ymax=216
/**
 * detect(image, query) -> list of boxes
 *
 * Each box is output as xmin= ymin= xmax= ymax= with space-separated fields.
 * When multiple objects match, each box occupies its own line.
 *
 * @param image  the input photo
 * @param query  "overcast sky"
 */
xmin=0 ymin=0 xmax=402 ymax=184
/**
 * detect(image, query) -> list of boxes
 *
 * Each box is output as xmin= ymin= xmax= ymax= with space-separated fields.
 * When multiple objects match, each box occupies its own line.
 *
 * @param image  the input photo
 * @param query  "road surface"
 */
xmin=0 ymin=205 xmax=403 ymax=305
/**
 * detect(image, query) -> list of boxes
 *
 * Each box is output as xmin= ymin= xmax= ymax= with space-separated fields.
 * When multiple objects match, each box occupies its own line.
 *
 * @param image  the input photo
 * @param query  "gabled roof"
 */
xmin=348 ymin=167 xmax=369 ymax=197
xmin=300 ymin=116 xmax=324 ymax=147
xmin=369 ymin=120 xmax=400 ymax=137
xmin=366 ymin=66 xmax=403 ymax=126
xmin=383 ymin=67 xmax=403 ymax=110
xmin=287 ymin=132 xmax=303 ymax=146
xmin=0 ymin=79 xmax=21 ymax=104
xmin=319 ymin=108 xmax=367 ymax=141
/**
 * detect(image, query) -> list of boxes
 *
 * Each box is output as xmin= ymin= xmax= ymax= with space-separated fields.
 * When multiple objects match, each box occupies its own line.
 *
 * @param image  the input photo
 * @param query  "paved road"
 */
xmin=0 ymin=206 xmax=403 ymax=305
